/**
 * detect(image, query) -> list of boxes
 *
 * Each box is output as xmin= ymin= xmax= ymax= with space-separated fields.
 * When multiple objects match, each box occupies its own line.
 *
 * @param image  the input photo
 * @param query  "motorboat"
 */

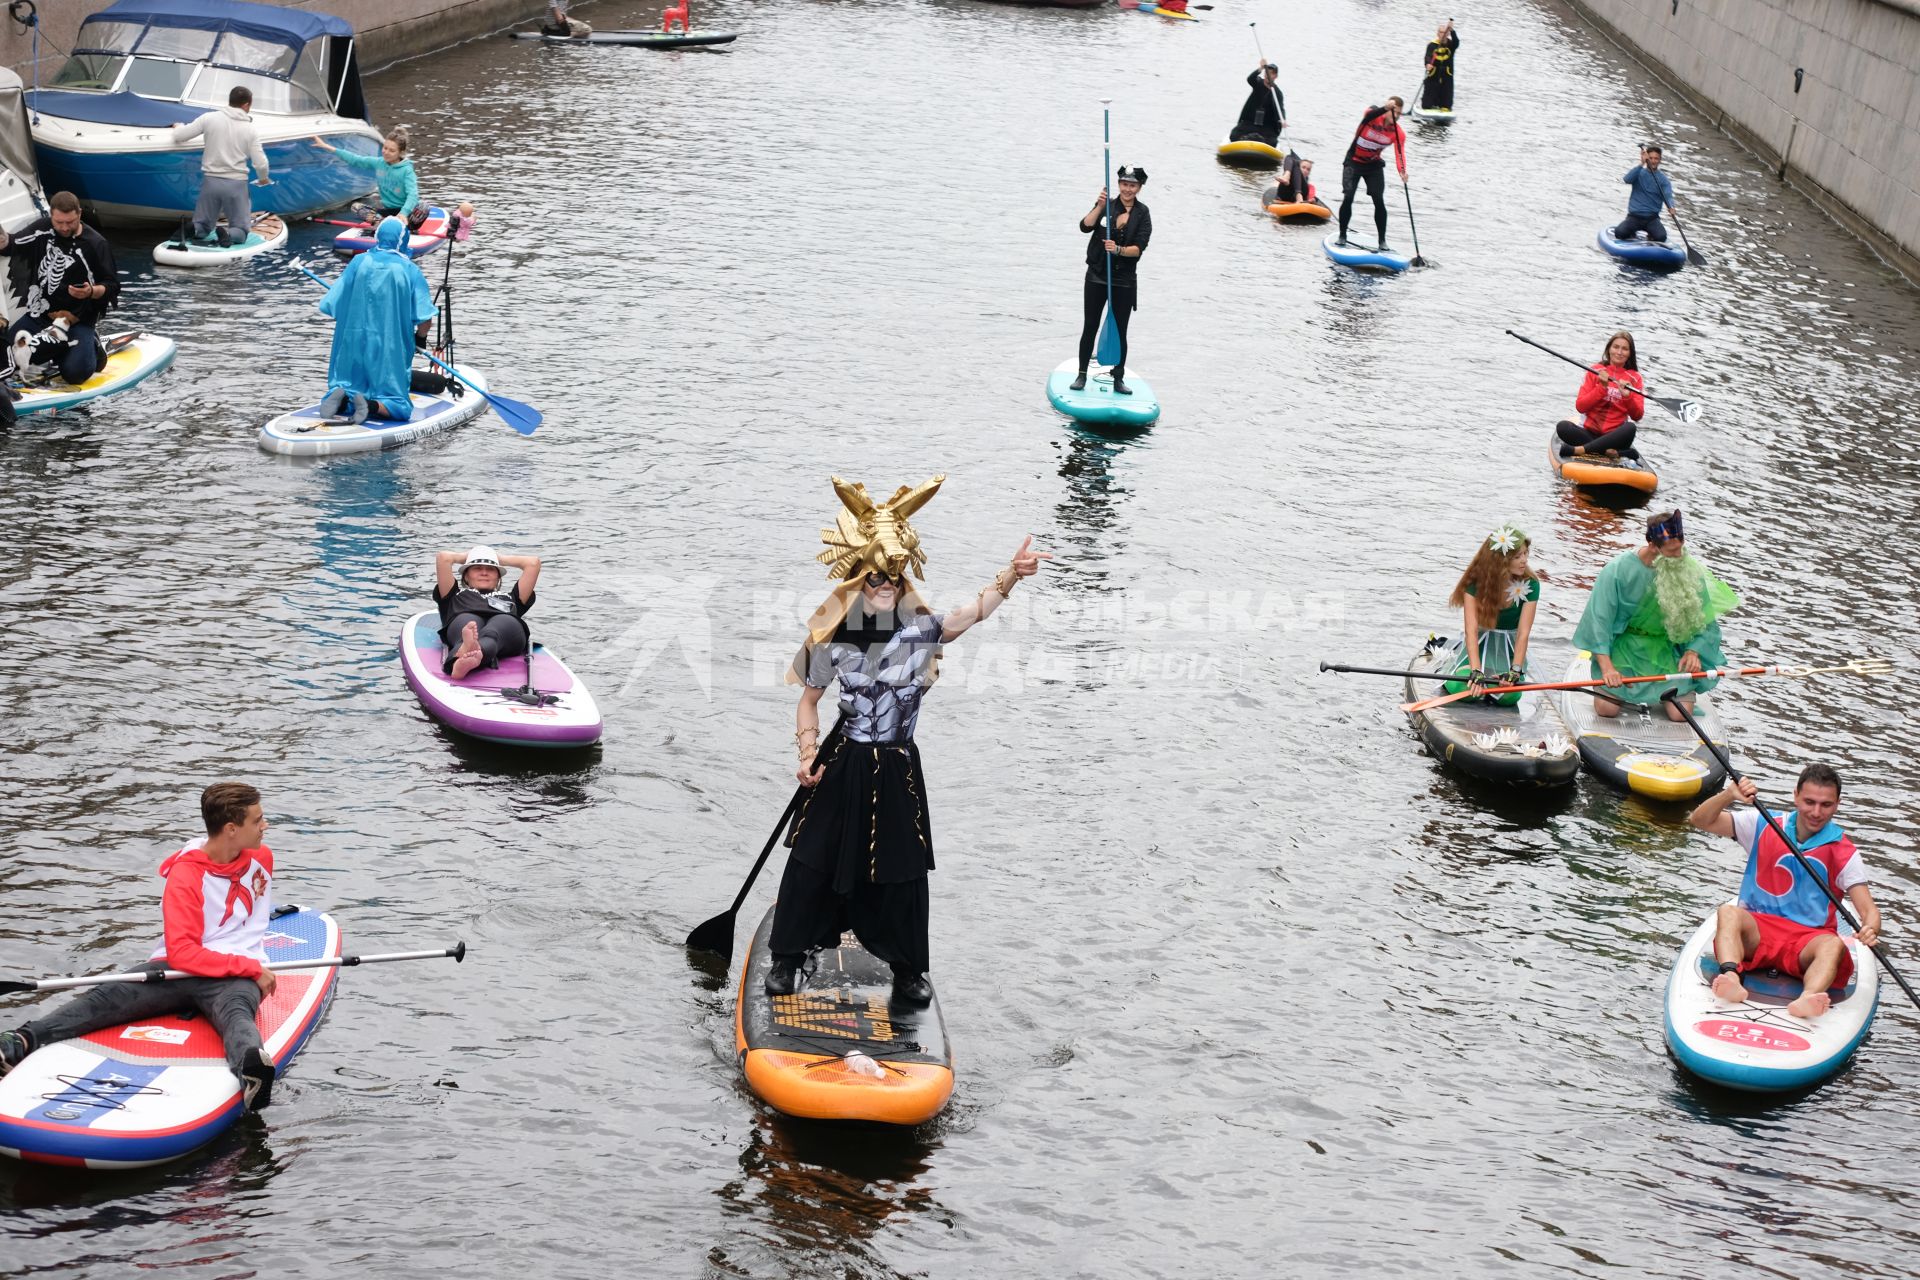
xmin=0 ymin=68 xmax=45 ymax=233
xmin=25 ymin=0 xmax=385 ymax=226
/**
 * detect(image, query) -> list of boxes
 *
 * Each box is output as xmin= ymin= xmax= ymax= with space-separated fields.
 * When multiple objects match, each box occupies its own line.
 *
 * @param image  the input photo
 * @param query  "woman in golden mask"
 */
xmin=767 ymin=475 xmax=1049 ymax=1005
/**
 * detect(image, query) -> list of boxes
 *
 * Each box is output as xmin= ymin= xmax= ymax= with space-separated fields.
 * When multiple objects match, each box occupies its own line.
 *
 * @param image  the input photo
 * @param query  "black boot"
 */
xmin=1111 ymin=371 xmax=1131 ymax=396
xmin=1069 ymin=370 xmax=1087 ymax=391
xmin=764 ymin=957 xmax=803 ymax=996
xmin=241 ymin=1047 xmax=275 ymax=1111
xmin=891 ymin=972 xmax=933 ymax=1006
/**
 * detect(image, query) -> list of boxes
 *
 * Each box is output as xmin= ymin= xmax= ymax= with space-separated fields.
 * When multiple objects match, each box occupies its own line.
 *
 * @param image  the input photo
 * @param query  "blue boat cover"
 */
xmin=22 ymin=90 xmax=201 ymax=128
xmin=78 ymin=0 xmax=353 ymax=51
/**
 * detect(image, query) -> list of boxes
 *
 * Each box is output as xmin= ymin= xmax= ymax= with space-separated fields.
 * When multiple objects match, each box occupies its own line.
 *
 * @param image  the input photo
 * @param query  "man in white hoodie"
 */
xmin=0 ymin=783 xmax=280 ymax=1109
xmin=170 ymin=87 xmax=271 ymax=248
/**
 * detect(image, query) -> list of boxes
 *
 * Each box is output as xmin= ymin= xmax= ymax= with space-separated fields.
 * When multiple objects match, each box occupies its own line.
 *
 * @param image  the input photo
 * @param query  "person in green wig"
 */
xmin=1571 ymin=509 xmax=1740 ymax=721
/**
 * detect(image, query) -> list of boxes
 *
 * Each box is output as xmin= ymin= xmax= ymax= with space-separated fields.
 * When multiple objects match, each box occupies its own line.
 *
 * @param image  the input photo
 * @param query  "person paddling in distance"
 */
xmin=1336 ymin=98 xmax=1407 ymax=252
xmin=170 ymin=86 xmax=271 ymax=249
xmin=1071 ymin=167 xmax=1152 ymax=396
xmin=433 ymin=545 xmax=541 ymax=680
xmin=767 ymin=476 xmax=1050 ymax=1006
xmin=1687 ymin=765 xmax=1882 ymax=1020
xmin=1230 ymin=62 xmax=1287 ymax=146
xmin=1420 ymin=20 xmax=1460 ymax=111
xmin=1569 ymin=510 xmax=1741 ymax=722
xmin=1441 ymin=525 xmax=1539 ymax=702
xmin=310 ymin=130 xmax=425 ymax=231
xmin=1555 ymin=331 xmax=1645 ymax=459
xmin=1615 ymin=144 xmax=1677 ymax=243
xmin=0 ymin=784 xmax=281 ymax=1109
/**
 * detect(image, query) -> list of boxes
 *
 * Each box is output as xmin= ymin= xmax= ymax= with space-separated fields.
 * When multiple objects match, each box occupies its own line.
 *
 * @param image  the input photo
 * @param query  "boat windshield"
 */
xmin=54 ymin=19 xmax=322 ymax=111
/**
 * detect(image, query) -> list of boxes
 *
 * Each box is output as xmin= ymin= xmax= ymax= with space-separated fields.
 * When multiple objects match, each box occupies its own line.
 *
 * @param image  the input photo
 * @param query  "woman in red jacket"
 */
xmin=1554 ymin=331 xmax=1645 ymax=459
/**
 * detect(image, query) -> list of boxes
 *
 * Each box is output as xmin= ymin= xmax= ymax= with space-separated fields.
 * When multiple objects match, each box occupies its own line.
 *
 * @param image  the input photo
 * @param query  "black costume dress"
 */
xmin=1421 ymin=29 xmax=1460 ymax=110
xmin=771 ymin=608 xmax=946 ymax=976
xmin=1230 ymin=69 xmax=1287 ymax=144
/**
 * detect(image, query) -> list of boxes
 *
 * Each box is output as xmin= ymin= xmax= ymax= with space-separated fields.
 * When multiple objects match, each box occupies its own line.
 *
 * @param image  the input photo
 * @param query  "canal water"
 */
xmin=3 ymin=0 xmax=1918 ymax=1275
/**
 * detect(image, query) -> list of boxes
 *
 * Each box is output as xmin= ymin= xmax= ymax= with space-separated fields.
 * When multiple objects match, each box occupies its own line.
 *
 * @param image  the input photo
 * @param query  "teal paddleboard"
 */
xmin=1046 ymin=359 xmax=1160 ymax=427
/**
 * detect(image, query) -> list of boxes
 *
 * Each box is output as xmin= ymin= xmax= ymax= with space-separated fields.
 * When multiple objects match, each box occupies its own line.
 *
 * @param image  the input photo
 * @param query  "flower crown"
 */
xmin=1486 ymin=525 xmax=1527 ymax=554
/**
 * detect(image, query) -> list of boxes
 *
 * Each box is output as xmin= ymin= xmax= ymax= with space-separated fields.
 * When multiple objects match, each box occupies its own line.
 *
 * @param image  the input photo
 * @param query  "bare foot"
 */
xmin=1787 ymin=991 xmax=1832 ymax=1020
xmin=1711 ymin=971 xmax=1748 ymax=1003
xmin=1572 ymin=445 xmax=1586 ymax=456
xmin=449 ymin=622 xmax=483 ymax=680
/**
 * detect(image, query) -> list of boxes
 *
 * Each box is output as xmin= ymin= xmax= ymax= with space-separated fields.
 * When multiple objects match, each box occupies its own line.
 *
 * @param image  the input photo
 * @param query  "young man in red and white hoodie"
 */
xmin=0 ymin=783 xmax=280 ymax=1109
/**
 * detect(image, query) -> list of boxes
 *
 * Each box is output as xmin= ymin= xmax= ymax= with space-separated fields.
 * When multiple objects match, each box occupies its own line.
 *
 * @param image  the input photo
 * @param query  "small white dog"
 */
xmin=11 ymin=311 xmax=75 ymax=384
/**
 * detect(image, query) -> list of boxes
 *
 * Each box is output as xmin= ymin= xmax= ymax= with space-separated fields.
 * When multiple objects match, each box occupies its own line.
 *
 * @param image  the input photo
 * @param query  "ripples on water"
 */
xmin=2 ymin=0 xmax=1919 ymax=1274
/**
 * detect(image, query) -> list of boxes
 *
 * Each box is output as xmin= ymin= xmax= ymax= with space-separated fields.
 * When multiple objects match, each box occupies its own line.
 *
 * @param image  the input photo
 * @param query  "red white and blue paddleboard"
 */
xmin=0 ymin=910 xmax=340 ymax=1169
xmin=333 ymin=205 xmax=451 ymax=258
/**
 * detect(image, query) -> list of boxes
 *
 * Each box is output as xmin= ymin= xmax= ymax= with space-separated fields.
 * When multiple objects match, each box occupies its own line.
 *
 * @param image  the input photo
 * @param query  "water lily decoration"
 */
xmin=1487 ymin=524 xmax=1525 ymax=554
xmin=1543 ymin=734 xmax=1573 ymax=757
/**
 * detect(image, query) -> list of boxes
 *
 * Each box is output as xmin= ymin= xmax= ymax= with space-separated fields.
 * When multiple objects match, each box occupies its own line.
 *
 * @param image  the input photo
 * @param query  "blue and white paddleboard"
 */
xmin=1596 ymin=227 xmax=1686 ymax=270
xmin=258 ymin=364 xmax=489 ymax=456
xmin=1322 ymin=234 xmax=1412 ymax=273
xmin=0 ymin=909 xmax=341 ymax=1169
xmin=1664 ymin=904 xmax=1878 ymax=1092
xmin=1045 ymin=357 xmax=1159 ymax=428
xmin=152 ymin=216 xmax=287 ymax=268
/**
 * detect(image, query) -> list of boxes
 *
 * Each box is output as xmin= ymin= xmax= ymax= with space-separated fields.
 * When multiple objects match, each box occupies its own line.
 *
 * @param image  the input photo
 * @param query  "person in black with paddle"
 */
xmin=1420 ymin=20 xmax=1459 ymax=112
xmin=767 ymin=476 xmax=1048 ymax=1005
xmin=1230 ymin=62 xmax=1287 ymax=145
xmin=1071 ymin=167 xmax=1152 ymax=396
xmin=433 ymin=545 xmax=541 ymax=680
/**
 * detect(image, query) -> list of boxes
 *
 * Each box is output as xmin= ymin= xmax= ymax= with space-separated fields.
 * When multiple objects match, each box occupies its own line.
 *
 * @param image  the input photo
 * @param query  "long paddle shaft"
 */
xmin=1248 ymin=23 xmax=1286 ymax=133
xmin=1661 ymin=692 xmax=1920 ymax=1011
xmin=1401 ymin=657 xmax=1894 ymax=714
xmin=1505 ymin=329 xmax=1701 ymax=423
xmin=1668 ymin=204 xmax=1708 ymax=268
xmin=1399 ymin=178 xmax=1427 ymax=267
xmin=294 ymin=263 xmax=542 ymax=435
xmin=1 ymin=944 xmax=467 ymax=997
xmin=685 ymin=724 xmax=845 ymax=963
xmin=1094 ymin=99 xmax=1123 ymax=367
xmin=1322 ymin=660 xmax=1626 ymax=706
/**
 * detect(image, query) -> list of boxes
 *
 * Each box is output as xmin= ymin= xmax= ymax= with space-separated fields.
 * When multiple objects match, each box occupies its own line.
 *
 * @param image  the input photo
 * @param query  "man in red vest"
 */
xmin=1688 ymin=765 xmax=1882 ymax=1020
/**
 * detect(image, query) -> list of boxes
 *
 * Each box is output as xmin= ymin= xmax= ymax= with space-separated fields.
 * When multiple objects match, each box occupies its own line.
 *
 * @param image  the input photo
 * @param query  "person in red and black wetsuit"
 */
xmin=1336 ymin=98 xmax=1406 ymax=251
xmin=1554 ymin=331 xmax=1645 ymax=459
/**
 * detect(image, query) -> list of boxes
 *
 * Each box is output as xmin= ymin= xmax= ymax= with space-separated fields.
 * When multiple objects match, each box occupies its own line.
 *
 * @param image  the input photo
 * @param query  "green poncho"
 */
xmin=1570 ymin=550 xmax=1740 ymax=705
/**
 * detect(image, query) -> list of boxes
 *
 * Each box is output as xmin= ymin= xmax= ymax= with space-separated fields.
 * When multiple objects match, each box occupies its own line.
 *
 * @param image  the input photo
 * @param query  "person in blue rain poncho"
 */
xmin=315 ymin=217 xmax=437 ymax=424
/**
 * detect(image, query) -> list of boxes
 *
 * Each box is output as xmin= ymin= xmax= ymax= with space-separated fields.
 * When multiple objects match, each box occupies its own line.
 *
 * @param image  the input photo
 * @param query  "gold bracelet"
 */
xmin=993 ymin=565 xmax=1019 ymax=598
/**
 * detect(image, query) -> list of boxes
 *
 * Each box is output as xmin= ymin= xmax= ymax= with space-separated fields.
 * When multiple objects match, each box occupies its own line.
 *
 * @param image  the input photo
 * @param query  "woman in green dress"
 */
xmin=1442 ymin=524 xmax=1540 ymax=704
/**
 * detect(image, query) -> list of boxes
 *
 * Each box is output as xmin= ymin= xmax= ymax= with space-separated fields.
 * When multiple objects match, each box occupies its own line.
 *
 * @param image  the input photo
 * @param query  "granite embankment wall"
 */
xmin=1565 ymin=0 xmax=1920 ymax=281
xmin=0 ymin=0 xmax=550 ymax=82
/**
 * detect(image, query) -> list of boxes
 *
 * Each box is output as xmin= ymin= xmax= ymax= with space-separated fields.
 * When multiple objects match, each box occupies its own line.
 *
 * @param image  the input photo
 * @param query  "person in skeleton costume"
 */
xmin=433 ymin=545 xmax=542 ymax=680
xmin=768 ymin=475 xmax=1049 ymax=1005
xmin=0 ymin=191 xmax=120 ymax=387
xmin=1570 ymin=509 xmax=1741 ymax=722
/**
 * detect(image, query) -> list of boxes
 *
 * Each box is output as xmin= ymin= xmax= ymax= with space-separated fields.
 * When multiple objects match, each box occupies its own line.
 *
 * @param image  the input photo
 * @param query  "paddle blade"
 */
xmin=486 ymin=392 xmax=542 ymax=435
xmin=1685 ymin=245 xmax=1708 ymax=267
xmin=0 ymin=979 xmax=34 ymax=996
xmin=685 ymin=911 xmax=736 ymax=961
xmin=1657 ymin=395 xmax=1703 ymax=424
xmin=1095 ymin=308 xmax=1123 ymax=366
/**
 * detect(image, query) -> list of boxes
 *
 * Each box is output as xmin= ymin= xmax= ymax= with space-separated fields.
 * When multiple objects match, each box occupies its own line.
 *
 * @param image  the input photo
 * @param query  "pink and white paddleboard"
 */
xmin=399 ymin=610 xmax=603 ymax=747
xmin=0 ymin=910 xmax=340 ymax=1169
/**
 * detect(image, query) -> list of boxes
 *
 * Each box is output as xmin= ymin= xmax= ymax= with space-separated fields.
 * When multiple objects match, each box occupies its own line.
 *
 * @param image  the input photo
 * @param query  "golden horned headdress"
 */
xmin=795 ymin=474 xmax=945 ymax=652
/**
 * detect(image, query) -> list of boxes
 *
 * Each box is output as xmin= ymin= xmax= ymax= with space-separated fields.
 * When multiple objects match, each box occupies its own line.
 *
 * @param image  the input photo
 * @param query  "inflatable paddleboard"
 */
xmin=1323 ymin=234 xmax=1412 ymax=272
xmin=1217 ymin=137 xmax=1283 ymax=168
xmin=1665 ymin=904 xmax=1877 ymax=1092
xmin=399 ymin=610 xmax=603 ymax=748
xmin=0 ymin=909 xmax=340 ymax=1169
xmin=1046 ymin=358 xmax=1160 ymax=428
xmin=510 ymin=28 xmax=737 ymax=47
xmin=257 ymin=365 xmax=489 ymax=457
xmin=1404 ymin=639 xmax=1579 ymax=787
xmin=1267 ymin=200 xmax=1330 ymax=222
xmin=332 ymin=206 xmax=450 ymax=259
xmin=153 ymin=216 xmax=287 ymax=268
xmin=10 ymin=333 xmax=176 ymax=417
xmin=734 ymin=906 xmax=954 ymax=1125
xmin=1547 ymin=429 xmax=1659 ymax=496
xmin=1408 ymin=105 xmax=1458 ymax=122
xmin=1553 ymin=650 xmax=1728 ymax=800
xmin=1596 ymin=227 xmax=1686 ymax=270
